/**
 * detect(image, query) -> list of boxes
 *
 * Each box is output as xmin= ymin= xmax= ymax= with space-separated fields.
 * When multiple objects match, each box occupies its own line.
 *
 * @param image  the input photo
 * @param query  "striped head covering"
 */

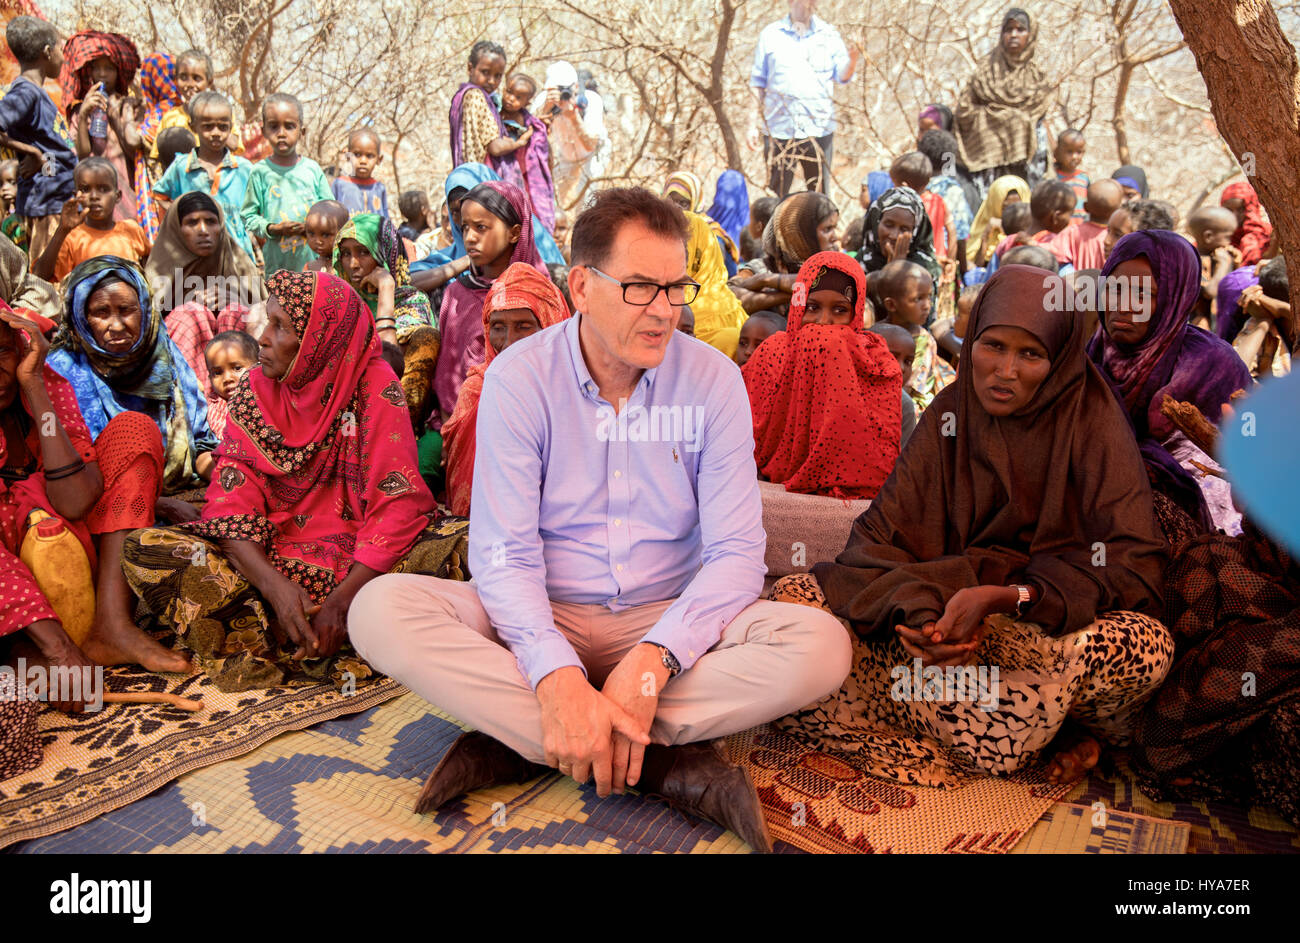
xmin=59 ymin=31 xmax=141 ymax=117
xmin=139 ymin=52 xmax=182 ymax=143
xmin=663 ymin=171 xmax=705 ymax=212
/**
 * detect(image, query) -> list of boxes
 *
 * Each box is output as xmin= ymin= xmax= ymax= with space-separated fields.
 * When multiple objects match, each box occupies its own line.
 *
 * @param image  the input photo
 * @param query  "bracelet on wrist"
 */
xmin=44 ymin=458 xmax=86 ymax=480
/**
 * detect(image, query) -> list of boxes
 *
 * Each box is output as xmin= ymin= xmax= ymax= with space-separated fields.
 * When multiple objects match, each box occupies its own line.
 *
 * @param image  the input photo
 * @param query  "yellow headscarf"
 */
xmin=684 ymin=210 xmax=746 ymax=357
xmin=966 ymin=174 xmax=1030 ymax=265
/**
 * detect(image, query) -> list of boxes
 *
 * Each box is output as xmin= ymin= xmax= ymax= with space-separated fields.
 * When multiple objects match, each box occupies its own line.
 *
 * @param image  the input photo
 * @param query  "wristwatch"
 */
xmin=654 ymin=644 xmax=681 ymax=679
xmin=1013 ymin=584 xmax=1033 ymax=619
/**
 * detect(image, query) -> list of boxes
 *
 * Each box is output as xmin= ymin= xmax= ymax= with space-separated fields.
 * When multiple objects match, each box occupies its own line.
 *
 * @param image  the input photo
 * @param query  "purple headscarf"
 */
xmin=434 ymin=180 xmax=545 ymax=421
xmin=1088 ymin=230 xmax=1253 ymax=443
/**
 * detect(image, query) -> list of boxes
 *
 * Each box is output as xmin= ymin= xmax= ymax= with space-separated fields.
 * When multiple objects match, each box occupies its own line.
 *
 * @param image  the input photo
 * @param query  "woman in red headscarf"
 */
xmin=1220 ymin=181 xmax=1273 ymax=266
xmin=442 ymin=261 xmax=569 ymax=516
xmin=59 ymin=30 xmax=142 ymax=223
xmin=742 ymin=250 xmax=902 ymax=499
xmin=121 ymin=271 xmax=471 ymax=692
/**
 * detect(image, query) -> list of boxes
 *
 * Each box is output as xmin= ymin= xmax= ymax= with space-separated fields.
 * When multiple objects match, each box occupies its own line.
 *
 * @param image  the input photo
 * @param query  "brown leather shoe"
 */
xmin=414 ymin=731 xmax=548 ymax=814
xmin=635 ymin=740 xmax=774 ymax=853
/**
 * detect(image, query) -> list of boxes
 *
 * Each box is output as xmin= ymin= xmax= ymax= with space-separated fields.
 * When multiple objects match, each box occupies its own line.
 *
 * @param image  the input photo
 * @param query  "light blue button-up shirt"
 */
xmin=469 ymin=313 xmax=767 ymax=689
xmin=750 ymin=15 xmax=851 ymax=140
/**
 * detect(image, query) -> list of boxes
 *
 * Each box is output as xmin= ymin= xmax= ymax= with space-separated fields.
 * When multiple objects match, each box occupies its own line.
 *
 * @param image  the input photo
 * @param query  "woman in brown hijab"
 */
xmin=773 ymin=264 xmax=1173 ymax=784
xmin=954 ymin=8 xmax=1053 ymax=201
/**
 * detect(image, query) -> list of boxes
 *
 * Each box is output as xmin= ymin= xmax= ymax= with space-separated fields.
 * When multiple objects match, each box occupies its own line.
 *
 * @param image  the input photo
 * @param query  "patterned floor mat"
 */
xmin=1064 ymin=753 xmax=1300 ymax=854
xmin=722 ymin=725 xmax=1073 ymax=853
xmin=8 ymin=695 xmax=1294 ymax=854
xmin=0 ymin=661 xmax=403 ymax=849
xmin=1012 ymin=802 xmax=1190 ymax=853
xmin=6 ymin=692 xmax=746 ymax=853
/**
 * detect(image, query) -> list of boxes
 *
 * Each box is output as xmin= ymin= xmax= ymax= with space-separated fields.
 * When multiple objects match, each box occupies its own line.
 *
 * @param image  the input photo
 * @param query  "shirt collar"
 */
xmin=781 ymin=14 xmax=820 ymax=35
xmin=185 ymin=150 xmax=238 ymax=173
xmin=565 ymin=313 xmax=658 ymax=401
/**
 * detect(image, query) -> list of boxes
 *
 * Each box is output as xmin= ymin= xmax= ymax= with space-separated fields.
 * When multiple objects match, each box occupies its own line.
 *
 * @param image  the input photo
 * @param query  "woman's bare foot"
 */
xmin=1044 ymin=732 xmax=1101 ymax=784
xmin=81 ymin=616 xmax=192 ymax=675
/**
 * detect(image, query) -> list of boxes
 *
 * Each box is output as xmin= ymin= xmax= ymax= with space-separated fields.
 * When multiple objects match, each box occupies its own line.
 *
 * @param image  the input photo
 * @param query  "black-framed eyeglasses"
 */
xmin=587 ymin=266 xmax=700 ymax=306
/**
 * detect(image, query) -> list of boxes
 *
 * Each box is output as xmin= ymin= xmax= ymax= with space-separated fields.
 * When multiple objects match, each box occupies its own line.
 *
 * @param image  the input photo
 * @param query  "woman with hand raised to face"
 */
xmin=773 ymin=263 xmax=1173 ymax=786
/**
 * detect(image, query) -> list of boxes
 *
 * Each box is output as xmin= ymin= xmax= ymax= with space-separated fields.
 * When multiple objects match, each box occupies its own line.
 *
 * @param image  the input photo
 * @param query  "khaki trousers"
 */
xmin=348 ymin=574 xmax=852 ymax=764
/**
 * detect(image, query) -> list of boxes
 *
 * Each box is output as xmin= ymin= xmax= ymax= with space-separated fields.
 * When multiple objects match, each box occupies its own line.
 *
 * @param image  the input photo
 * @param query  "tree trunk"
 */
xmin=708 ymin=0 xmax=742 ymax=170
xmin=1112 ymin=60 xmax=1133 ymax=166
xmin=1166 ymin=0 xmax=1300 ymax=347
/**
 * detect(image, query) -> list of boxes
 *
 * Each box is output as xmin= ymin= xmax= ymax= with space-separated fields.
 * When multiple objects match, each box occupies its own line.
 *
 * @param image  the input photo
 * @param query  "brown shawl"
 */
xmin=145 ymin=192 xmax=264 ymax=315
xmin=812 ymin=264 xmax=1167 ymax=637
xmin=954 ymin=8 xmax=1053 ymax=173
xmin=0 ymin=233 xmax=60 ymax=325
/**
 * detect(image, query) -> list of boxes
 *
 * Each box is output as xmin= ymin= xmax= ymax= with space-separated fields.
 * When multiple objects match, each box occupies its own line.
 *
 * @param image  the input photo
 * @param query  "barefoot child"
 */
xmin=35 ymin=158 xmax=151 ymax=281
xmin=0 ymin=16 xmax=77 ymax=260
xmin=303 ymin=199 xmax=349 ymax=274
xmin=877 ymin=259 xmax=952 ymax=410
xmin=152 ymin=90 xmax=255 ymax=260
xmin=240 ymin=93 xmax=332 ymax=274
xmin=332 ymin=127 xmax=389 ymax=217
xmin=1187 ymin=205 xmax=1240 ymax=331
xmin=1053 ymin=128 xmax=1089 ymax=222
xmin=203 ymin=329 xmax=258 ymax=438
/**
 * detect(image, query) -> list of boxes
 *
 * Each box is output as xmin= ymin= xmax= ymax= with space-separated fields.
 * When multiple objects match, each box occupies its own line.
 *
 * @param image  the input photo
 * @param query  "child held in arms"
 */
xmin=303 ymin=199 xmax=349 ymax=274
xmin=875 ymin=258 xmax=952 ymax=410
xmin=240 ymin=93 xmax=332 ymax=274
xmin=36 ymin=158 xmax=150 ymax=281
xmin=1186 ymin=204 xmax=1241 ymax=332
xmin=1054 ymin=129 xmax=1089 ymax=222
xmin=152 ymin=90 xmax=255 ymax=260
xmin=332 ymin=127 xmax=389 ymax=218
xmin=0 ymin=16 xmax=78 ymax=259
xmin=203 ymin=329 xmax=258 ymax=438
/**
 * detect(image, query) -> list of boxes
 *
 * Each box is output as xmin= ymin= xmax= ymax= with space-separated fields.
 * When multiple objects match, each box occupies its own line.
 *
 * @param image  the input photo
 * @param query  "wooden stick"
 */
xmin=102 ymin=692 xmax=204 ymax=712
xmin=1159 ymin=395 xmax=1221 ymax=457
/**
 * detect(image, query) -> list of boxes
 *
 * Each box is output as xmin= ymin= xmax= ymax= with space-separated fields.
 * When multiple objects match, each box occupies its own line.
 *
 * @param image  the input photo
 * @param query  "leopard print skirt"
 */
xmin=771 ymin=573 xmax=1175 ymax=786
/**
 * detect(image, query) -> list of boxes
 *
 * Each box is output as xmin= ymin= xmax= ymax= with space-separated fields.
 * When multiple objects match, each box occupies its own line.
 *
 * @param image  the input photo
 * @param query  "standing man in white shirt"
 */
xmin=750 ymin=0 xmax=861 ymax=198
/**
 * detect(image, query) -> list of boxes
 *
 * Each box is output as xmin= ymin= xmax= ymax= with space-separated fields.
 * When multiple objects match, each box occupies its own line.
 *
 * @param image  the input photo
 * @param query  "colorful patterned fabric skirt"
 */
xmin=1130 ymin=528 xmax=1300 ymax=824
xmin=121 ymin=515 xmax=469 ymax=692
xmin=770 ymin=572 xmax=1174 ymax=785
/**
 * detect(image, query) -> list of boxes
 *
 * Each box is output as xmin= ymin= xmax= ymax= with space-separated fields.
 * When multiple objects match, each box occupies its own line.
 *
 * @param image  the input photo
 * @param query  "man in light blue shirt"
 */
xmin=750 ymin=0 xmax=860 ymax=197
xmin=350 ymin=188 xmax=850 ymax=852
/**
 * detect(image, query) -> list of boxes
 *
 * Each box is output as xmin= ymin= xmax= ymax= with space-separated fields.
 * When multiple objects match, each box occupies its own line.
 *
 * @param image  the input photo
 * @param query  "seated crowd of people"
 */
xmin=0 ymin=10 xmax=1296 ymax=851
